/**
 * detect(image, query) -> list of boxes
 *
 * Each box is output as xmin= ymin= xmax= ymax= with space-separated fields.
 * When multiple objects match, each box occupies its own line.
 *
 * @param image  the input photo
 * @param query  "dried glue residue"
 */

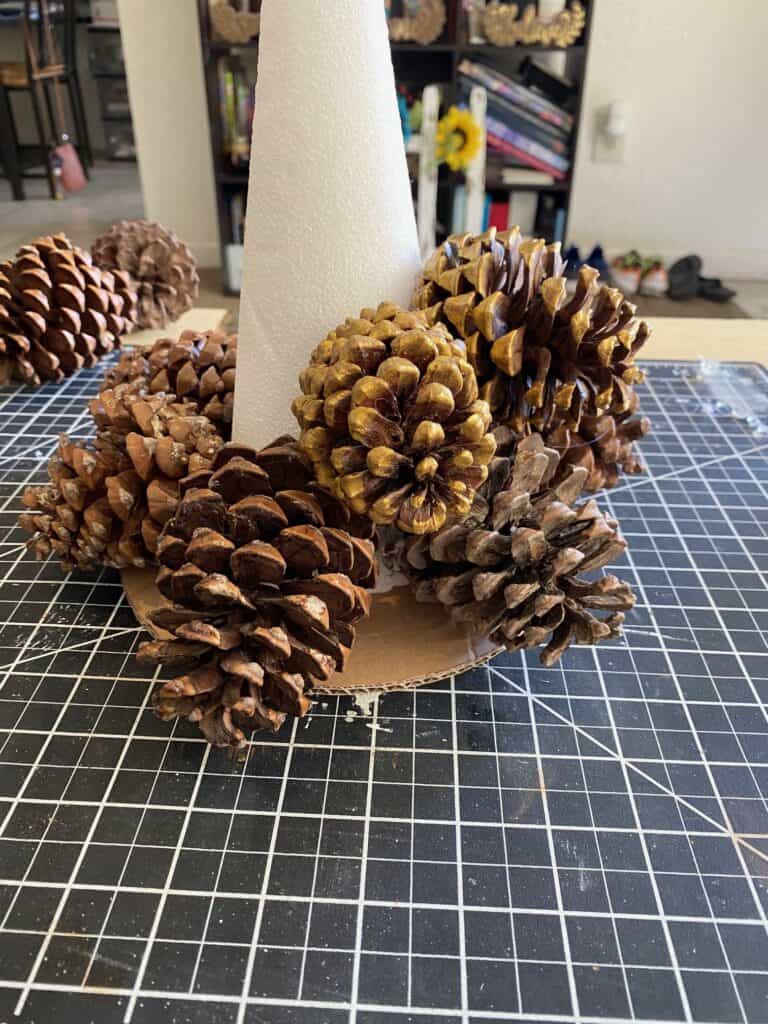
xmin=343 ymin=691 xmax=393 ymax=733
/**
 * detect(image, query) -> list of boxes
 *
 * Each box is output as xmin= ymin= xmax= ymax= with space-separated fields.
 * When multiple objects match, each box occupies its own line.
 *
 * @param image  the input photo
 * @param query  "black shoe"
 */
xmin=698 ymin=276 xmax=737 ymax=303
xmin=667 ymin=254 xmax=702 ymax=300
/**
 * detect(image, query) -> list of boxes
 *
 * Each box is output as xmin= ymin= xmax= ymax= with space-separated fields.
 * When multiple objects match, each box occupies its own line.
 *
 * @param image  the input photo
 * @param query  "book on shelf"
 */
xmin=484 ymin=193 xmax=537 ymax=234
xmin=486 ymin=114 xmax=569 ymax=175
xmin=459 ymin=75 xmax=570 ymax=146
xmin=499 ymin=167 xmax=557 ymax=187
xmin=482 ymin=91 xmax=570 ymax=152
xmin=458 ymin=59 xmax=574 ymax=134
xmin=508 ymin=192 xmax=538 ymax=233
xmin=487 ymin=132 xmax=567 ymax=180
xmin=217 ymin=58 xmax=255 ymax=168
xmin=229 ymin=191 xmax=246 ymax=245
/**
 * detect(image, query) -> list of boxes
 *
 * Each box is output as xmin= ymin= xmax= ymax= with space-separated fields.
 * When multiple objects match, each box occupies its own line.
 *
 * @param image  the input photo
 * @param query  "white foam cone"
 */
xmin=233 ymin=0 xmax=421 ymax=446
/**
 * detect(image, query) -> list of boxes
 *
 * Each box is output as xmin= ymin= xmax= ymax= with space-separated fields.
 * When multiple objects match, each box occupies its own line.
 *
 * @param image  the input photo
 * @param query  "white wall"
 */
xmin=569 ymin=0 xmax=768 ymax=280
xmin=118 ymin=0 xmax=220 ymax=267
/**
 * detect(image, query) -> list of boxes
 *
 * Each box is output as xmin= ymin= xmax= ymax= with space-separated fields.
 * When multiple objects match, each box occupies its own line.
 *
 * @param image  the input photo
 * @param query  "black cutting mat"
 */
xmin=0 ymin=359 xmax=766 ymax=1024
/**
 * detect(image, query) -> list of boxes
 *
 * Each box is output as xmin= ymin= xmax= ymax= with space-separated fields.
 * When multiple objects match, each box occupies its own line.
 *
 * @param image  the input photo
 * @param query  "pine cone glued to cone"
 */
xmin=92 ymin=220 xmax=200 ymax=330
xmin=19 ymin=330 xmax=239 ymax=573
xmin=413 ymin=227 xmax=650 ymax=490
xmin=139 ymin=440 xmax=376 ymax=753
xmin=0 ymin=233 xmax=137 ymax=385
xmin=104 ymin=329 xmax=237 ymax=428
xmin=20 ymin=383 xmax=225 ymax=571
xmin=294 ymin=302 xmax=497 ymax=535
xmin=400 ymin=434 xmax=635 ymax=666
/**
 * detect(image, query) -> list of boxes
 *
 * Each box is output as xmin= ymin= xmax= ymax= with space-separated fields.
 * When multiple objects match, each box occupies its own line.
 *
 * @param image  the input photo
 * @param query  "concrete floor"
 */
xmin=1 ymin=162 xmax=765 ymax=320
xmin=0 ymin=161 xmax=144 ymax=261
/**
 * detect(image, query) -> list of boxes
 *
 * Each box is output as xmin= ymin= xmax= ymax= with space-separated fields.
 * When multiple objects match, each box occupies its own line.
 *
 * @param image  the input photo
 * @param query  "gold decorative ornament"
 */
xmin=209 ymin=0 xmax=260 ymax=45
xmin=483 ymin=0 xmax=585 ymax=48
xmin=385 ymin=0 xmax=447 ymax=46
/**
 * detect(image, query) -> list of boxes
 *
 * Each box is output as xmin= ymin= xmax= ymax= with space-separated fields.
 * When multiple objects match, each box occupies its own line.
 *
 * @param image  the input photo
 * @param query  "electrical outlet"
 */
xmin=592 ymin=103 xmax=627 ymax=163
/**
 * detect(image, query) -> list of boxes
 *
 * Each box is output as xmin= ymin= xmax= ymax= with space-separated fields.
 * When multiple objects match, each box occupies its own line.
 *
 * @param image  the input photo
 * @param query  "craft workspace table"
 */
xmin=0 ymin=317 xmax=766 ymax=1024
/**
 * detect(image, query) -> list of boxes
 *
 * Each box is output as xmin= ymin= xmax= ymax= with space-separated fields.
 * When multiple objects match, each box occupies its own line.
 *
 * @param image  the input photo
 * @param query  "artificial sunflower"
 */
xmin=435 ymin=106 xmax=482 ymax=172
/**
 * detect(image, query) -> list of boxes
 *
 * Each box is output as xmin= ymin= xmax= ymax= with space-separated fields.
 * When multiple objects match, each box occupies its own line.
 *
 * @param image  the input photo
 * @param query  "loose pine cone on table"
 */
xmin=92 ymin=220 xmax=200 ymax=330
xmin=20 ymin=380 xmax=226 ymax=571
xmin=399 ymin=434 xmax=635 ymax=666
xmin=412 ymin=227 xmax=650 ymax=490
xmin=293 ymin=302 xmax=497 ymax=535
xmin=138 ymin=440 xmax=376 ymax=753
xmin=0 ymin=234 xmax=137 ymax=385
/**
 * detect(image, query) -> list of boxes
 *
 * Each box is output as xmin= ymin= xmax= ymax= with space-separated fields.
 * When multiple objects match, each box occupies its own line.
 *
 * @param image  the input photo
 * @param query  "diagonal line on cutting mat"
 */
xmin=488 ymin=665 xmax=768 ymax=867
xmin=0 ymin=626 xmax=144 ymax=678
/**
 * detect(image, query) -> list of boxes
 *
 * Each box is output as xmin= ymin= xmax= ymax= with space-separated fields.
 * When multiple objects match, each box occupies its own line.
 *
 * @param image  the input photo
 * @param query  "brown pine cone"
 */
xmin=92 ymin=220 xmax=199 ymax=330
xmin=20 ymin=330 xmax=239 ymax=573
xmin=20 ymin=382 xmax=225 ymax=571
xmin=293 ymin=302 xmax=497 ymax=535
xmin=399 ymin=434 xmax=635 ymax=665
xmin=104 ymin=329 xmax=237 ymax=430
xmin=548 ymin=391 xmax=651 ymax=492
xmin=0 ymin=234 xmax=137 ymax=386
xmin=138 ymin=440 xmax=376 ymax=753
xmin=412 ymin=228 xmax=650 ymax=490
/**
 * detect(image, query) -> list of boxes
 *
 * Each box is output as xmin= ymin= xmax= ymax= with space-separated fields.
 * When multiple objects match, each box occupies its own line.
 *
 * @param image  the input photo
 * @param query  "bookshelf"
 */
xmin=198 ymin=1 xmax=594 ymax=295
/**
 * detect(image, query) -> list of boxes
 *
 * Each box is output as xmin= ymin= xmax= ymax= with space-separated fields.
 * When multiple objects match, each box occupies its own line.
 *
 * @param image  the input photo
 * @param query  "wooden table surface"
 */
xmin=125 ymin=310 xmax=767 ymax=369
xmin=645 ymin=317 xmax=767 ymax=365
xmin=123 ymin=308 xmax=229 ymax=348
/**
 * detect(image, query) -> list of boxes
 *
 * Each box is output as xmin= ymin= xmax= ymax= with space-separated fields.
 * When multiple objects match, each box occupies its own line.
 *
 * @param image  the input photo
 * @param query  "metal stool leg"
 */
xmin=68 ymin=72 xmax=92 ymax=170
xmin=0 ymin=86 xmax=24 ymax=200
xmin=29 ymin=79 xmax=58 ymax=199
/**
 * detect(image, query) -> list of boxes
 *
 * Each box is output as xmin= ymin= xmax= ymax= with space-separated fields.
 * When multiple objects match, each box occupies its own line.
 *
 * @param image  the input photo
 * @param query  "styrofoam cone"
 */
xmin=233 ymin=0 xmax=421 ymax=446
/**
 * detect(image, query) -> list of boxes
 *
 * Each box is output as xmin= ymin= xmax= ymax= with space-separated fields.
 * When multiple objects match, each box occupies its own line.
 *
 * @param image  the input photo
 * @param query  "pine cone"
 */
xmin=0 ymin=234 xmax=137 ymax=385
xmin=138 ymin=440 xmax=376 ymax=753
xmin=413 ymin=228 xmax=650 ymax=490
xmin=92 ymin=220 xmax=200 ymax=330
xmin=548 ymin=391 xmax=651 ymax=492
xmin=293 ymin=302 xmax=497 ymax=535
xmin=144 ymin=330 xmax=236 ymax=427
xmin=20 ymin=330 xmax=239 ymax=573
xmin=20 ymin=384 xmax=225 ymax=571
xmin=104 ymin=329 xmax=237 ymax=429
xmin=399 ymin=434 xmax=635 ymax=665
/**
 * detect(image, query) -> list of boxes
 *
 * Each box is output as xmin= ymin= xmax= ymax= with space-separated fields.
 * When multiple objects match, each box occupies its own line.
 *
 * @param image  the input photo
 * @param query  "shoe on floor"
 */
xmin=563 ymin=244 xmax=581 ymax=278
xmin=667 ymin=254 xmax=702 ymax=300
xmin=639 ymin=257 xmax=668 ymax=297
xmin=698 ymin=276 xmax=737 ymax=303
xmin=585 ymin=244 xmax=610 ymax=279
xmin=610 ymin=249 xmax=643 ymax=294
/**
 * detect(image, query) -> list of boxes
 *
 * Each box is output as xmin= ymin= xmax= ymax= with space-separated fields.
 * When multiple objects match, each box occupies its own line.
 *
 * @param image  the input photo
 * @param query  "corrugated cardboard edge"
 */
xmin=122 ymin=566 xmax=501 ymax=694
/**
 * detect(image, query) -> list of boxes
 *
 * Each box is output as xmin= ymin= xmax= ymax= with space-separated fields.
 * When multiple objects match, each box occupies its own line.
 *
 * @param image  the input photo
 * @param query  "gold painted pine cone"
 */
xmin=0 ymin=233 xmax=137 ymax=386
xmin=20 ymin=381 xmax=225 ymax=571
xmin=413 ymin=227 xmax=650 ymax=490
xmin=400 ymin=434 xmax=635 ymax=665
xmin=92 ymin=219 xmax=200 ymax=330
xmin=138 ymin=440 xmax=376 ymax=753
xmin=293 ymin=302 xmax=497 ymax=535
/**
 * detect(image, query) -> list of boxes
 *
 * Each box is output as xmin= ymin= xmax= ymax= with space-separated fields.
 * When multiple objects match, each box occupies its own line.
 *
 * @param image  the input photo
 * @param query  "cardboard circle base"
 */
xmin=122 ymin=567 xmax=501 ymax=694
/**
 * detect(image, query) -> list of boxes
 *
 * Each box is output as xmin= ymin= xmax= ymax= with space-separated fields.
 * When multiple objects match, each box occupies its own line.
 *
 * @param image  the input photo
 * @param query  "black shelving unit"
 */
xmin=86 ymin=23 xmax=135 ymax=161
xmin=198 ymin=0 xmax=593 ymax=295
